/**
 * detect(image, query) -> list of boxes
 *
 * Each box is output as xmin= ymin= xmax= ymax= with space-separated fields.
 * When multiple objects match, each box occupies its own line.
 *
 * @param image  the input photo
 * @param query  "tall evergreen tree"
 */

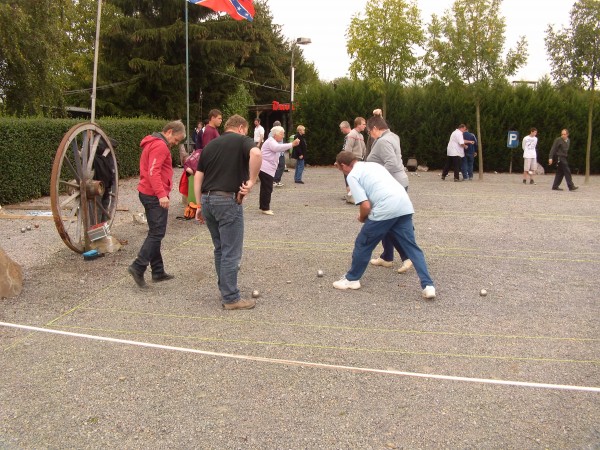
xmin=95 ymin=0 xmax=316 ymax=119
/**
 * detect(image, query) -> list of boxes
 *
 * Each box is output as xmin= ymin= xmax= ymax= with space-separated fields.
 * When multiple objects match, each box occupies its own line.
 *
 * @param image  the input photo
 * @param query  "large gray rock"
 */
xmin=0 ymin=246 xmax=23 ymax=299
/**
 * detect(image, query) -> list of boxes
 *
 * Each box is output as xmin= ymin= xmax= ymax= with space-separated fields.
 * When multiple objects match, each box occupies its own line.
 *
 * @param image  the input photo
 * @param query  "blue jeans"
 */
xmin=201 ymin=193 xmax=244 ymax=304
xmin=462 ymin=154 xmax=475 ymax=179
xmin=274 ymin=154 xmax=285 ymax=182
xmin=346 ymin=214 xmax=434 ymax=289
xmin=131 ymin=192 xmax=168 ymax=275
xmin=294 ymin=158 xmax=305 ymax=182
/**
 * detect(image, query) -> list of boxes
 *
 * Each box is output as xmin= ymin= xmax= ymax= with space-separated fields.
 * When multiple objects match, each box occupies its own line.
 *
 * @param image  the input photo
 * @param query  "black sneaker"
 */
xmin=530 ymin=180 xmax=535 ymax=185
xmin=152 ymin=273 xmax=175 ymax=282
xmin=552 ymin=187 xmax=563 ymax=191
xmin=127 ymin=266 xmax=148 ymax=288
xmin=523 ymin=179 xmax=527 ymax=184
xmin=295 ymin=180 xmax=304 ymax=184
xmin=569 ymin=186 xmax=578 ymax=191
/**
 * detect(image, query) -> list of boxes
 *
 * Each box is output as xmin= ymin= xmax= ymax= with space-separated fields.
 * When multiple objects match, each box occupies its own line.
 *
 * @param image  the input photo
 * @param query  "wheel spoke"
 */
xmin=59 ymin=191 xmax=80 ymax=209
xmin=93 ymin=197 xmax=112 ymax=222
xmin=58 ymin=179 xmax=80 ymax=190
xmin=70 ymin=140 xmax=83 ymax=179
xmin=62 ymin=155 xmax=80 ymax=183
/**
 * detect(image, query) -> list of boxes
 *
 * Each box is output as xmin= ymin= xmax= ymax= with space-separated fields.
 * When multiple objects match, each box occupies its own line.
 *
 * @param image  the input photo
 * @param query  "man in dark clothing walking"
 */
xmin=549 ymin=129 xmax=578 ymax=191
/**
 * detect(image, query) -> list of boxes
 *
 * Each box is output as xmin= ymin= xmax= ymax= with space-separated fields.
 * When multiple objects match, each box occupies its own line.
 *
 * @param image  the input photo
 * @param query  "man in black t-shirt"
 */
xmin=193 ymin=115 xmax=262 ymax=310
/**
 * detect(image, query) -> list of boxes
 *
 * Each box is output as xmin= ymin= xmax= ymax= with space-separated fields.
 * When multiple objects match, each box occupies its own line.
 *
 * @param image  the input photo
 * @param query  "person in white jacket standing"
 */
xmin=522 ymin=127 xmax=538 ymax=185
xmin=442 ymin=124 xmax=471 ymax=182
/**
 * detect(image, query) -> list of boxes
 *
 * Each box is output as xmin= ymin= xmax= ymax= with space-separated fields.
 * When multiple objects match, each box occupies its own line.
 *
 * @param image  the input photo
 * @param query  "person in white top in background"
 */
xmin=442 ymin=124 xmax=473 ymax=182
xmin=253 ymin=118 xmax=265 ymax=149
xmin=522 ymin=127 xmax=538 ymax=185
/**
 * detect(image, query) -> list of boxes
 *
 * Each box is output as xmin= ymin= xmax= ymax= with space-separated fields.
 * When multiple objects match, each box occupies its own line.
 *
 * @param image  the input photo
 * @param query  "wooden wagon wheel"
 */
xmin=50 ymin=122 xmax=119 ymax=253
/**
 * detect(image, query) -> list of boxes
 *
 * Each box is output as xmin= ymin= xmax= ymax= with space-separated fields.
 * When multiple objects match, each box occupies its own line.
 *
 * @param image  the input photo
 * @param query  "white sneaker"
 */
xmin=333 ymin=277 xmax=361 ymax=290
xmin=370 ymin=258 xmax=393 ymax=268
xmin=397 ymin=259 xmax=414 ymax=273
xmin=345 ymin=194 xmax=355 ymax=204
xmin=261 ymin=209 xmax=274 ymax=215
xmin=422 ymin=285 xmax=436 ymax=299
xmin=275 ymin=182 xmax=284 ymax=187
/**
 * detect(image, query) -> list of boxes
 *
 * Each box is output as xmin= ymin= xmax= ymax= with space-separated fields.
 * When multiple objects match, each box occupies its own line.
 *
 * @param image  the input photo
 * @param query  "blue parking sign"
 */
xmin=507 ymin=131 xmax=519 ymax=148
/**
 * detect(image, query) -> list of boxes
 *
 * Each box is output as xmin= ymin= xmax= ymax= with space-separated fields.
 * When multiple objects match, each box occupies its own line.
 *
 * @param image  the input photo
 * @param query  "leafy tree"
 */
xmin=424 ymin=0 xmax=527 ymax=179
xmin=222 ymin=82 xmax=254 ymax=120
xmin=62 ymin=0 xmax=123 ymax=112
xmin=346 ymin=0 xmax=425 ymax=115
xmin=0 ymin=0 xmax=73 ymax=116
xmin=546 ymin=0 xmax=600 ymax=183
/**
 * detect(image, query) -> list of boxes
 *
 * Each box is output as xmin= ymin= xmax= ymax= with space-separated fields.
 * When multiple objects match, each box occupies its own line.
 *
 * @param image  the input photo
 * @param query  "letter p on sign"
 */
xmin=507 ymin=131 xmax=519 ymax=148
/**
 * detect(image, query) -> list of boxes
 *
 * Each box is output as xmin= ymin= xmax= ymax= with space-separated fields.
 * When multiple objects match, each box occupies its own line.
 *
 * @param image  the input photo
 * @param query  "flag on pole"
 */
xmin=188 ymin=0 xmax=254 ymax=21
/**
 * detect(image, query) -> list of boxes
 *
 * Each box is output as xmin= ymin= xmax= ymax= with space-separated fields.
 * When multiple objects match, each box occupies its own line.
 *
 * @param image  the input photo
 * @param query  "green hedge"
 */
xmin=295 ymin=80 xmax=600 ymax=174
xmin=0 ymin=118 xmax=171 ymax=204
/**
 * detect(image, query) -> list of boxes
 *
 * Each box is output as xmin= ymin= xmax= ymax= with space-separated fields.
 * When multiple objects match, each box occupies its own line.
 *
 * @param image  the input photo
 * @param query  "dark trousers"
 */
xmin=380 ymin=185 xmax=409 ymax=262
xmin=131 ymin=192 xmax=168 ymax=275
xmin=274 ymin=154 xmax=285 ymax=182
xmin=258 ymin=170 xmax=274 ymax=210
xmin=442 ymin=155 xmax=462 ymax=180
xmin=552 ymin=158 xmax=575 ymax=189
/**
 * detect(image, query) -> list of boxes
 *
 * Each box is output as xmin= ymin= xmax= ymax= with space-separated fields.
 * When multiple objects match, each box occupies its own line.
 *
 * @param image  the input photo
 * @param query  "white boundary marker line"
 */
xmin=2 ymin=321 xmax=599 ymax=393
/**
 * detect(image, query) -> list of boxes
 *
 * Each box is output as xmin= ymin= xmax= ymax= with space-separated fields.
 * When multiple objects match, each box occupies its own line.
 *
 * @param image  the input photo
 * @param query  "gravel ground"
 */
xmin=0 ymin=166 xmax=599 ymax=449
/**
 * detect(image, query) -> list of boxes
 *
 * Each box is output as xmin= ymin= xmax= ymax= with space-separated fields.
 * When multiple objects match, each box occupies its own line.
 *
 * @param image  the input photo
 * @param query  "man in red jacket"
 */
xmin=128 ymin=120 xmax=186 ymax=288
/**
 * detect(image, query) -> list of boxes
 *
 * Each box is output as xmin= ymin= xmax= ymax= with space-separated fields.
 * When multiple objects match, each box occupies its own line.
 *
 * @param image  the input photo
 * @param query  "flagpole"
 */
xmin=185 ymin=0 xmax=191 ymax=150
xmin=91 ymin=0 xmax=103 ymax=123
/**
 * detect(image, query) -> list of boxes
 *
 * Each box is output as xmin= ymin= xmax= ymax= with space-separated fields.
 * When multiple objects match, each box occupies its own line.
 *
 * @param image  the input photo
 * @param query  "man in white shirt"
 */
xmin=332 ymin=151 xmax=436 ymax=300
xmin=253 ymin=118 xmax=265 ymax=148
xmin=522 ymin=127 xmax=538 ymax=185
xmin=442 ymin=124 xmax=470 ymax=182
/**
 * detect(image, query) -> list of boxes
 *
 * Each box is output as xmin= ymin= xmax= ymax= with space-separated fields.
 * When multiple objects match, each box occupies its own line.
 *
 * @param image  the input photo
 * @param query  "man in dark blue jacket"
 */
xmin=549 ymin=129 xmax=578 ymax=191
xmin=461 ymin=126 xmax=478 ymax=180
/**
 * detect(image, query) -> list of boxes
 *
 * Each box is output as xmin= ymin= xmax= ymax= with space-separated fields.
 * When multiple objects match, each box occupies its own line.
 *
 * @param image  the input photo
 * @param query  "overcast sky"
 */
xmin=266 ymin=0 xmax=573 ymax=82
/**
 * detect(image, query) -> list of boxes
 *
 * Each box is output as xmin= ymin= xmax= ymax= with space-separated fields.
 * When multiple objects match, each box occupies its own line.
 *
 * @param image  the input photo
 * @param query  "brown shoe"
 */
xmin=222 ymin=298 xmax=256 ymax=310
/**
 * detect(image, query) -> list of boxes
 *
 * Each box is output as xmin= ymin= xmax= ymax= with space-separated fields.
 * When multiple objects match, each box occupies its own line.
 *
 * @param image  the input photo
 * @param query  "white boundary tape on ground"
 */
xmin=2 ymin=321 xmax=599 ymax=393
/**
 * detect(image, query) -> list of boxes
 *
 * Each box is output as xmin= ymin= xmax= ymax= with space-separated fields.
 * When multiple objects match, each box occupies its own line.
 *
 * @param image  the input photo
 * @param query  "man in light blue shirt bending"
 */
xmin=333 ymin=151 xmax=436 ymax=300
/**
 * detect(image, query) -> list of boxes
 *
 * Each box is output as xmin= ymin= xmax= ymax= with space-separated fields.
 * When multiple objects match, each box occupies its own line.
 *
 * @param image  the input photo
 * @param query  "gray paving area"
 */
xmin=1 ymin=167 xmax=599 ymax=448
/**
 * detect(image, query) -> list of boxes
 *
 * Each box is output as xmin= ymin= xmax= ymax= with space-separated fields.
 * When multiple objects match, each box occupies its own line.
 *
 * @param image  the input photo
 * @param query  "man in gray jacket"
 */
xmin=549 ymin=128 xmax=578 ymax=191
xmin=365 ymin=115 xmax=413 ymax=275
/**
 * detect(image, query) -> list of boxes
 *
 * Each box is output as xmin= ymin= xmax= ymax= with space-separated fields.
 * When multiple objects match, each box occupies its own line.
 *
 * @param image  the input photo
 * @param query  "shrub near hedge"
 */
xmin=0 ymin=118 xmax=173 ymax=205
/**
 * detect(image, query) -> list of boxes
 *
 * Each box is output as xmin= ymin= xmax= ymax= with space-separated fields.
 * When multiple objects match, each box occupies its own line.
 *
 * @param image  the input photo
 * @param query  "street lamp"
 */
xmin=290 ymin=37 xmax=311 ymax=138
